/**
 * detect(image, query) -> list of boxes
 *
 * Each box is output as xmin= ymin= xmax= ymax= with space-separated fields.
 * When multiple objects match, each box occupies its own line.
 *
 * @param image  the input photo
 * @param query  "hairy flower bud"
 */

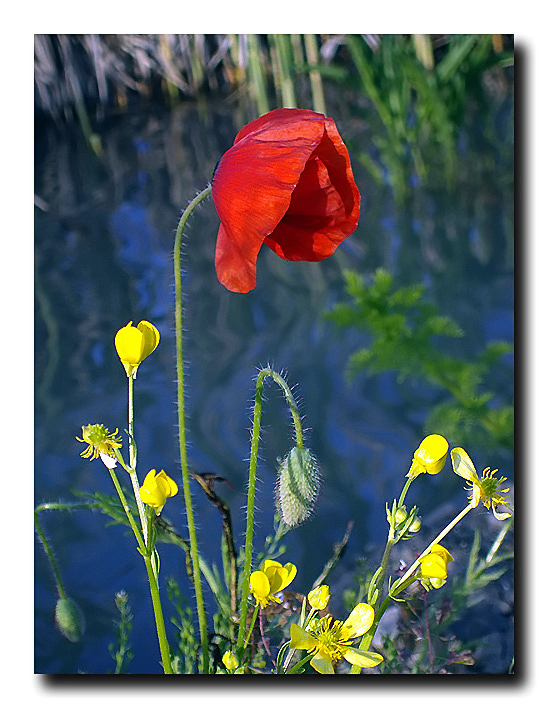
xmin=55 ymin=597 xmax=85 ymax=643
xmin=276 ymin=446 xmax=320 ymax=526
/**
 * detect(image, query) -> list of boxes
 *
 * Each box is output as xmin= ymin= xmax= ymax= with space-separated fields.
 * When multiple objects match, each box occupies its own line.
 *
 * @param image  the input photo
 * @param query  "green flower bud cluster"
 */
xmin=386 ymin=501 xmax=421 ymax=541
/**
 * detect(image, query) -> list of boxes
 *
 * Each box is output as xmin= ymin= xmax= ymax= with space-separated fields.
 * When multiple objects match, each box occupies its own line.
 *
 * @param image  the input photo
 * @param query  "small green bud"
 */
xmin=55 ymin=597 xmax=85 ymax=643
xmin=276 ymin=446 xmax=320 ymax=526
xmin=394 ymin=506 xmax=407 ymax=526
xmin=409 ymin=516 xmax=422 ymax=533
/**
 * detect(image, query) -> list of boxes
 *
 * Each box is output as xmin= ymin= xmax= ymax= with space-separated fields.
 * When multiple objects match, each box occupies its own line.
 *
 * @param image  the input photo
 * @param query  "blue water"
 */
xmin=34 ymin=99 xmax=513 ymax=673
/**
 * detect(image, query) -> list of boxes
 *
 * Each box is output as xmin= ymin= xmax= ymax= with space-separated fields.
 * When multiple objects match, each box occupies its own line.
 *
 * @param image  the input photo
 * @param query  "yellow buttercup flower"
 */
xmin=289 ymin=603 xmax=383 ymax=674
xmin=419 ymin=543 xmax=454 ymax=580
xmin=139 ymin=469 xmax=178 ymax=515
xmin=451 ymin=447 xmax=512 ymax=521
xmin=115 ymin=320 xmax=160 ymax=378
xmin=407 ymin=434 xmax=449 ymax=479
xmin=76 ymin=424 xmax=122 ymax=464
xmin=249 ymin=559 xmax=297 ymax=608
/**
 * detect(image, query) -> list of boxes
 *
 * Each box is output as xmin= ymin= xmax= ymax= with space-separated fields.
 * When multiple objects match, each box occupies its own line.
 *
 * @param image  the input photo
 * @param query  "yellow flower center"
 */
xmin=306 ymin=616 xmax=354 ymax=662
xmin=77 ymin=424 xmax=122 ymax=460
xmin=475 ymin=467 xmax=510 ymax=508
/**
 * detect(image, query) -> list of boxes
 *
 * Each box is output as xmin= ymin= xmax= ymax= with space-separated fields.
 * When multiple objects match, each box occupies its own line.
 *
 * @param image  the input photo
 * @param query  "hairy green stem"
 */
xmin=34 ymin=502 xmax=99 ymax=598
xmin=236 ymin=367 xmax=304 ymax=650
xmin=144 ymin=554 xmax=173 ymax=674
xmin=173 ymin=184 xmax=213 ymax=673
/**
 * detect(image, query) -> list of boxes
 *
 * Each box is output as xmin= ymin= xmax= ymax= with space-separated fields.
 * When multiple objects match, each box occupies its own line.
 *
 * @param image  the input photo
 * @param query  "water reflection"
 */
xmin=35 ymin=101 xmax=513 ymax=673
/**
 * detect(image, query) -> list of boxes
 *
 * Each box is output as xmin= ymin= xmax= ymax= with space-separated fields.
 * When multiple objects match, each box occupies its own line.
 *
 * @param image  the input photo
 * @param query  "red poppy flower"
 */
xmin=212 ymin=108 xmax=361 ymax=293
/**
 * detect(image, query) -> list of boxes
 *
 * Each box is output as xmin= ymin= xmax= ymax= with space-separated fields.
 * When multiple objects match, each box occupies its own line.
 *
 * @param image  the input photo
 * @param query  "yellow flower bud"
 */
xmin=308 ymin=584 xmax=331 ymax=610
xmin=407 ymin=434 xmax=449 ymax=479
xmin=222 ymin=650 xmax=239 ymax=672
xmin=419 ymin=543 xmax=454 ymax=580
xmin=115 ymin=320 xmax=160 ymax=378
xmin=139 ymin=469 xmax=178 ymax=514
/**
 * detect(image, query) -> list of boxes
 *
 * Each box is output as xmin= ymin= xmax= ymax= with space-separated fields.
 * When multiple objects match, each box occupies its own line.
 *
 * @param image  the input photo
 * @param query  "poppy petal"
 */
xmin=212 ymin=108 xmax=360 ymax=293
xmin=213 ymin=114 xmax=325 ymax=292
xmin=264 ymin=120 xmax=360 ymax=261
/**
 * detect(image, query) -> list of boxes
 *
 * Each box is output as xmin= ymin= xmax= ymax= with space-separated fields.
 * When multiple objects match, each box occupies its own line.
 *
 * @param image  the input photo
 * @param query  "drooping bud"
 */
xmin=276 ymin=446 xmax=320 ymax=526
xmin=55 ymin=596 xmax=85 ymax=643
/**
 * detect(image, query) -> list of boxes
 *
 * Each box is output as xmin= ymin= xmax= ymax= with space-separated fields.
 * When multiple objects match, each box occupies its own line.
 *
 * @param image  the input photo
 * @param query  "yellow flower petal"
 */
xmin=115 ymin=322 xmax=143 ymax=361
xmin=137 ymin=320 xmax=160 ymax=359
xmin=284 ymin=562 xmax=297 ymax=585
xmin=493 ymin=507 xmax=513 ymax=521
xmin=289 ymin=623 xmax=317 ymax=652
xmin=420 ymin=553 xmax=447 ymax=579
xmin=250 ymin=571 xmax=270 ymax=602
xmin=261 ymin=559 xmax=282 ymax=573
xmin=343 ymin=603 xmax=375 ymax=638
xmin=429 ymin=544 xmax=454 ymax=563
xmin=310 ymin=652 xmax=335 ymax=674
xmin=265 ymin=566 xmax=287 ymax=594
xmin=343 ymin=647 xmax=384 ymax=668
xmin=222 ymin=650 xmax=238 ymax=672
xmin=451 ymin=447 xmax=479 ymax=484
xmin=139 ymin=469 xmax=177 ymax=514
xmin=263 ymin=560 xmax=297 ymax=594
xmin=156 ymin=470 xmax=178 ymax=497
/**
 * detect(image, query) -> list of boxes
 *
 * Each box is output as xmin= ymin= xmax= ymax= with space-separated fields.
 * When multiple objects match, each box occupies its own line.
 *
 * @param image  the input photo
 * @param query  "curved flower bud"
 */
xmin=115 ymin=320 xmax=160 ymax=378
xmin=212 ymin=108 xmax=360 ymax=292
xmin=407 ymin=434 xmax=449 ymax=479
xmin=139 ymin=469 xmax=178 ymax=515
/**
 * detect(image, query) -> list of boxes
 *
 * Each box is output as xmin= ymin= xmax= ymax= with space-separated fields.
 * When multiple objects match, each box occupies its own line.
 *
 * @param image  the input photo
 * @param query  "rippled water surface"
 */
xmin=35 ymin=98 xmax=513 ymax=673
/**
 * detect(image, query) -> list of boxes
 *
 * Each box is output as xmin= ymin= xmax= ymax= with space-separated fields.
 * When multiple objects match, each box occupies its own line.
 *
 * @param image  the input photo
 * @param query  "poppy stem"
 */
xmin=173 ymin=183 xmax=213 ymax=673
xmin=237 ymin=368 xmax=305 ymax=651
